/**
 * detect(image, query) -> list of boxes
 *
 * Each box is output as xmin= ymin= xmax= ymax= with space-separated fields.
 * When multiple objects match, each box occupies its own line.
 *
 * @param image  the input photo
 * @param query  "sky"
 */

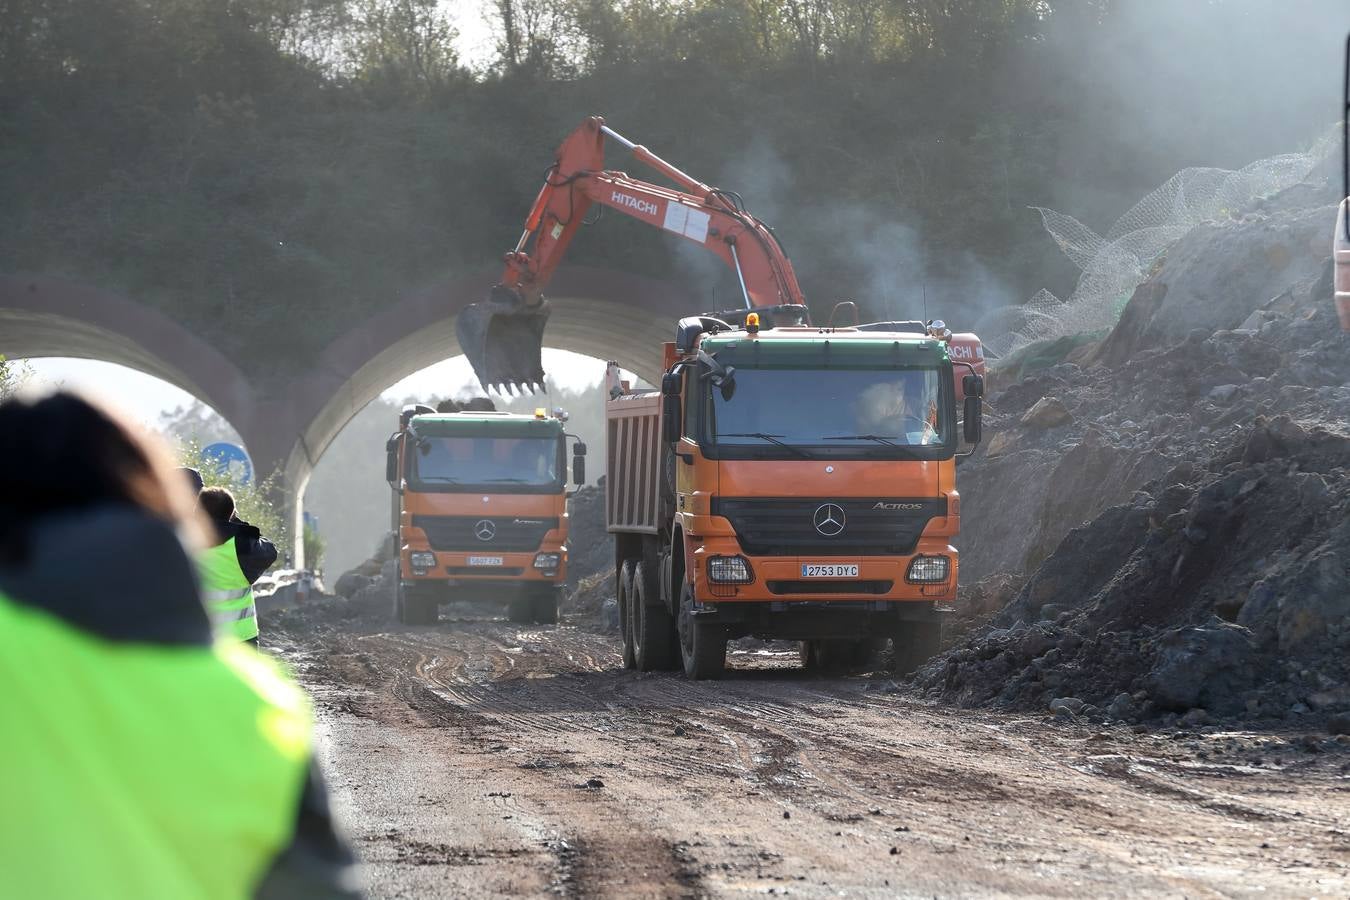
xmin=25 ymin=348 xmax=611 ymax=434
xmin=446 ymin=1 xmax=496 ymax=70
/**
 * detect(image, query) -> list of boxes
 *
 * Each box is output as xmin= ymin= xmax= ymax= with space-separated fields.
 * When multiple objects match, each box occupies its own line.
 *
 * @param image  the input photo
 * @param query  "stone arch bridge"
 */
xmin=0 ymin=268 xmax=703 ymax=562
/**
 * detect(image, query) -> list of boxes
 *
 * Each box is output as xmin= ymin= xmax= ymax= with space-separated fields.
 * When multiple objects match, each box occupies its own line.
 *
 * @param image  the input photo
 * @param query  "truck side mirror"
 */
xmin=661 ymin=393 xmax=681 ymax=443
xmin=385 ymin=436 xmax=400 ymax=485
xmin=572 ymin=441 xmax=587 ymax=485
xmin=661 ymin=371 xmax=680 ymax=396
xmin=963 ymin=396 xmax=983 ymax=445
xmin=963 ymin=374 xmax=984 ymax=398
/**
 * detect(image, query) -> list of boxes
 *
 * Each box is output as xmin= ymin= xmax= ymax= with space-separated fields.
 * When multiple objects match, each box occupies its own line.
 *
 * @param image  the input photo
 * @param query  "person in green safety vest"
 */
xmin=0 ymin=391 xmax=361 ymax=899
xmin=198 ymin=485 xmax=277 ymax=645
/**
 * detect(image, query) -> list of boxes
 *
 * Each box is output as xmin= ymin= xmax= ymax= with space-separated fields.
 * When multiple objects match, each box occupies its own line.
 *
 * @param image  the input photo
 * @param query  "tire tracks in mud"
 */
xmin=297 ymin=625 xmax=704 ymax=898
xmin=283 ymin=619 xmax=1350 ymax=898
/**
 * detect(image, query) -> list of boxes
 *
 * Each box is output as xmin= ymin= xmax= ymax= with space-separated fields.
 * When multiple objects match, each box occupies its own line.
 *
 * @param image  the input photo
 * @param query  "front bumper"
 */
xmin=691 ymin=539 xmax=956 ymax=604
xmin=401 ymin=547 xmax=568 ymax=585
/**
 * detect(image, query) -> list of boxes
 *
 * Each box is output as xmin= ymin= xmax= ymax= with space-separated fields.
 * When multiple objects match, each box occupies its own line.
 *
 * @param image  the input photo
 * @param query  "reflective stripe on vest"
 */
xmin=197 ymin=537 xmax=259 ymax=641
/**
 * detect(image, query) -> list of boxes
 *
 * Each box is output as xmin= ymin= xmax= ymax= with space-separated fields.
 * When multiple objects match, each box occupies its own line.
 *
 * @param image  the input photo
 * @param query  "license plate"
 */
xmin=801 ymin=564 xmax=859 ymax=578
xmin=467 ymin=556 xmax=504 ymax=567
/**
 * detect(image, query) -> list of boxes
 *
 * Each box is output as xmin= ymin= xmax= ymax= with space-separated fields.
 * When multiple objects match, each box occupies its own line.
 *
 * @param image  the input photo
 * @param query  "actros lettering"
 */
xmin=611 ymin=192 xmax=660 ymax=216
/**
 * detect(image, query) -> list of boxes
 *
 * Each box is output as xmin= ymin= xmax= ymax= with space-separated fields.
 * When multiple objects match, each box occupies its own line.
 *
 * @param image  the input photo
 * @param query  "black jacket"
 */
xmin=0 ymin=508 xmax=360 ymax=899
xmin=210 ymin=516 xmax=279 ymax=584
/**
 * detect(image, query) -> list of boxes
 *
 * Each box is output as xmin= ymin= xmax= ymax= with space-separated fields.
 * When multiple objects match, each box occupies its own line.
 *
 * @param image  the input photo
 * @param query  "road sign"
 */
xmin=201 ymin=442 xmax=253 ymax=485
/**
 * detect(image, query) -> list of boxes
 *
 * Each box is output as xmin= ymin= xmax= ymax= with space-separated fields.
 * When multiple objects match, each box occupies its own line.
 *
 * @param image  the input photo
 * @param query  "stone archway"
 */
xmin=0 ymin=275 xmax=254 ymax=428
xmin=2 ymin=268 xmax=706 ymax=564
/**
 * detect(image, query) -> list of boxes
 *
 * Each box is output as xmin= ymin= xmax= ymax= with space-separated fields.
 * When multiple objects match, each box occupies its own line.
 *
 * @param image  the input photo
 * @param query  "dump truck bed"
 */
xmin=606 ymin=391 xmax=661 ymax=534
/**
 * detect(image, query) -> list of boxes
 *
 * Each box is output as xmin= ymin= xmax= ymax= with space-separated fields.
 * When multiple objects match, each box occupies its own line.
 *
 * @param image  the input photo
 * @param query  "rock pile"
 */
xmin=928 ymin=176 xmax=1350 ymax=726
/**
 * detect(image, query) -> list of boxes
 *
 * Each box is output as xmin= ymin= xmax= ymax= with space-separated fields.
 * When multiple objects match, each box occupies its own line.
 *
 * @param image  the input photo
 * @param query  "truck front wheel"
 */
xmin=631 ymin=561 xmax=677 ymax=671
xmin=531 ymin=586 xmax=559 ymax=625
xmin=677 ymin=582 xmax=726 ymax=680
xmin=399 ymin=582 xmax=439 ymax=626
xmin=618 ymin=560 xmax=637 ymax=669
xmin=891 ymin=620 xmax=942 ymax=674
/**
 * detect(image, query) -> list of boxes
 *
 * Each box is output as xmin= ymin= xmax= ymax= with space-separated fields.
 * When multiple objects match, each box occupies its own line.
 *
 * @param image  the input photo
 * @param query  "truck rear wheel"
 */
xmin=891 ymin=620 xmax=942 ymax=674
xmin=618 ymin=560 xmax=637 ymax=669
xmin=677 ymin=582 xmax=726 ymax=680
xmin=399 ymin=582 xmax=439 ymax=626
xmin=800 ymin=639 xmax=867 ymax=673
xmin=631 ymin=561 xmax=677 ymax=671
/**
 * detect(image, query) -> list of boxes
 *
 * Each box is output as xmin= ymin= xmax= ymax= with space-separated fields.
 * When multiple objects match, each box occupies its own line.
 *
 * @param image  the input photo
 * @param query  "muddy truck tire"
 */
xmin=891 ymin=619 xmax=942 ymax=674
xmin=618 ymin=561 xmax=637 ymax=669
xmin=530 ymin=586 xmax=559 ymax=625
xmin=398 ymin=582 xmax=439 ymax=626
xmin=630 ymin=560 xmax=677 ymax=671
xmin=677 ymin=582 xmax=726 ymax=680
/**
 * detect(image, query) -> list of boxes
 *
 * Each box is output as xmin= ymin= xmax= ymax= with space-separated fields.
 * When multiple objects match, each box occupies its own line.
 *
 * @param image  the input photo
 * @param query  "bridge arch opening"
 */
xmin=21 ymin=358 xmax=246 ymax=450
xmin=304 ymin=347 xmax=632 ymax=580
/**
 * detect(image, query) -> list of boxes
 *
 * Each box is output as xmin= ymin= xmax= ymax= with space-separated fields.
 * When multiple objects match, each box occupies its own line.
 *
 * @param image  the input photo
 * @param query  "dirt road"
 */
xmin=275 ymin=609 xmax=1350 ymax=898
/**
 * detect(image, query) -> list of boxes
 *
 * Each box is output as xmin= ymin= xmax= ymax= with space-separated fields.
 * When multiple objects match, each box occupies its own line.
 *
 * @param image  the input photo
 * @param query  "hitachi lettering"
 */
xmin=611 ymin=192 xmax=660 ymax=216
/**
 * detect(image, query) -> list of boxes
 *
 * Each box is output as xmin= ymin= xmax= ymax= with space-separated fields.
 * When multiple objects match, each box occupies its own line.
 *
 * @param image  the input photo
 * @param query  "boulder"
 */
xmin=1021 ymin=397 xmax=1073 ymax=429
xmin=1144 ymin=619 xmax=1257 ymax=713
xmin=334 ymin=571 xmax=373 ymax=598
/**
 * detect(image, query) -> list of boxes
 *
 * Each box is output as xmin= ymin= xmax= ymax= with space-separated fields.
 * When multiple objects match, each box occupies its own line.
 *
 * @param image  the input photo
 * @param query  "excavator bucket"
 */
xmin=456 ymin=284 xmax=549 ymax=394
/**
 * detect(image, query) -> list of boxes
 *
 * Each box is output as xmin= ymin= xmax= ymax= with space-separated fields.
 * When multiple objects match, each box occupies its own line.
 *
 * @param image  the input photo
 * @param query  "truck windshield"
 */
xmin=409 ymin=436 xmax=562 ymax=491
xmin=704 ymin=367 xmax=950 ymax=458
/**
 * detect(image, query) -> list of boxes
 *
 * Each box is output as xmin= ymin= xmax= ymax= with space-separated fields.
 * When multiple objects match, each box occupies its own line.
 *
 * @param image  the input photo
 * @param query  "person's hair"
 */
xmin=198 ymin=486 xmax=236 ymax=522
xmin=435 ymin=399 xmax=460 ymax=414
xmin=0 ymin=391 xmax=209 ymax=564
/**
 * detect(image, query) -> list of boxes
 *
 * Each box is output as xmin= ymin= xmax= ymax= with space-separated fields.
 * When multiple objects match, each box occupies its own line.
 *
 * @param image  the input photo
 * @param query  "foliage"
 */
xmin=0 ymin=355 xmax=34 ymax=401
xmin=1 ymin=0 xmax=1339 ymax=376
xmin=303 ymin=520 xmax=327 ymax=572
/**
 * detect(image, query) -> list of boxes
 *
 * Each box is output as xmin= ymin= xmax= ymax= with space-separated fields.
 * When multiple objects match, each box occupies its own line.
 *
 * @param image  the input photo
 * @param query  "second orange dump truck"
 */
xmin=386 ymin=406 xmax=587 ymax=625
xmin=606 ymin=312 xmax=984 ymax=679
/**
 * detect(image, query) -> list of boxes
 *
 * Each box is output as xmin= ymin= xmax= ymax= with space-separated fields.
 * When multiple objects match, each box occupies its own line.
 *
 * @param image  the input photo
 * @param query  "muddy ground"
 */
xmin=273 ymin=602 xmax=1350 ymax=899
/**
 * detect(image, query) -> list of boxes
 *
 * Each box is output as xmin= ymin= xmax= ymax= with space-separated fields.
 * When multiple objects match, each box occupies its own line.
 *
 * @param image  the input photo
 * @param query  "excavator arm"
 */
xmin=458 ymin=116 xmax=808 ymax=393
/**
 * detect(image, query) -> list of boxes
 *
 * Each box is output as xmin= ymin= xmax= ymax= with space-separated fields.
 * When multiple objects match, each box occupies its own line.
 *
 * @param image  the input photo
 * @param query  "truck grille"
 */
xmin=412 ymin=515 xmax=557 ymax=552
xmin=711 ymin=497 xmax=946 ymax=557
xmin=767 ymin=580 xmax=894 ymax=595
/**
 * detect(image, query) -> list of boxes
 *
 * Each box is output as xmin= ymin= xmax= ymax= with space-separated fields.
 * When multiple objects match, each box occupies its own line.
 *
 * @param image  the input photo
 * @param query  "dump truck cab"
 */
xmin=386 ymin=406 xmax=586 ymax=625
xmin=607 ymin=313 xmax=983 ymax=678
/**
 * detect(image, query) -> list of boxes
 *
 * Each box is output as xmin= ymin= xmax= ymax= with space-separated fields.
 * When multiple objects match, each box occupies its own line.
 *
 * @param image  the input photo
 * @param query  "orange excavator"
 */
xmin=457 ymin=116 xmax=812 ymax=394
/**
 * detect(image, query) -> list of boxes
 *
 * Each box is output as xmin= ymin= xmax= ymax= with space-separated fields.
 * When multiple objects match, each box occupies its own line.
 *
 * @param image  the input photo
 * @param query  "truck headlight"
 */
xmin=410 ymin=551 xmax=436 ymax=573
xmin=533 ymin=552 xmax=561 ymax=571
xmin=708 ymin=555 xmax=753 ymax=584
xmin=906 ymin=556 xmax=950 ymax=583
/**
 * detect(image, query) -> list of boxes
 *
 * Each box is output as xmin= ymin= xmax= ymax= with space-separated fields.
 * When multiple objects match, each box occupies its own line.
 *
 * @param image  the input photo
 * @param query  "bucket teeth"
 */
xmin=456 ymin=285 xmax=550 ymax=392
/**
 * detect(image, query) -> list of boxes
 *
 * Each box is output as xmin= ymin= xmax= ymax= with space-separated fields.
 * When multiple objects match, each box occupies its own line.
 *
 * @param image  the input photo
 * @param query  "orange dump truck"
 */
xmin=606 ymin=313 xmax=984 ymax=679
xmin=386 ymin=406 xmax=586 ymax=625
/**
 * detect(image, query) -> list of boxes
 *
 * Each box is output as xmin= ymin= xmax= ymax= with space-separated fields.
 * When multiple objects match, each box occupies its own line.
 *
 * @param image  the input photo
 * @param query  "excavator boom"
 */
xmin=458 ymin=116 xmax=808 ymax=393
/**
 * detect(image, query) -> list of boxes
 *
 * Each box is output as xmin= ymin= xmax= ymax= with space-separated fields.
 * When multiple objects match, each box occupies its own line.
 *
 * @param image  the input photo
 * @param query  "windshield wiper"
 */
xmin=718 ymin=432 xmax=814 ymax=459
xmin=822 ymin=434 xmax=927 ymax=457
xmin=417 ymin=476 xmax=462 ymax=483
xmin=483 ymin=477 xmax=529 ymax=483
xmin=823 ymin=433 xmax=901 ymax=446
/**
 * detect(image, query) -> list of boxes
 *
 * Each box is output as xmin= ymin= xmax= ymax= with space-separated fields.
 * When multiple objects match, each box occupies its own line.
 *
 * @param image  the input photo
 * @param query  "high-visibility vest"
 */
xmin=0 ymin=593 xmax=311 ymax=899
xmin=199 ymin=537 xmax=259 ymax=641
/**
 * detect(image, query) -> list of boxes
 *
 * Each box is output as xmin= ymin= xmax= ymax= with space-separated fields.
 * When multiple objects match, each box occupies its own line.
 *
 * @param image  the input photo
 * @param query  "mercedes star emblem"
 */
xmin=812 ymin=503 xmax=846 ymax=537
xmin=474 ymin=519 xmax=497 ymax=542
